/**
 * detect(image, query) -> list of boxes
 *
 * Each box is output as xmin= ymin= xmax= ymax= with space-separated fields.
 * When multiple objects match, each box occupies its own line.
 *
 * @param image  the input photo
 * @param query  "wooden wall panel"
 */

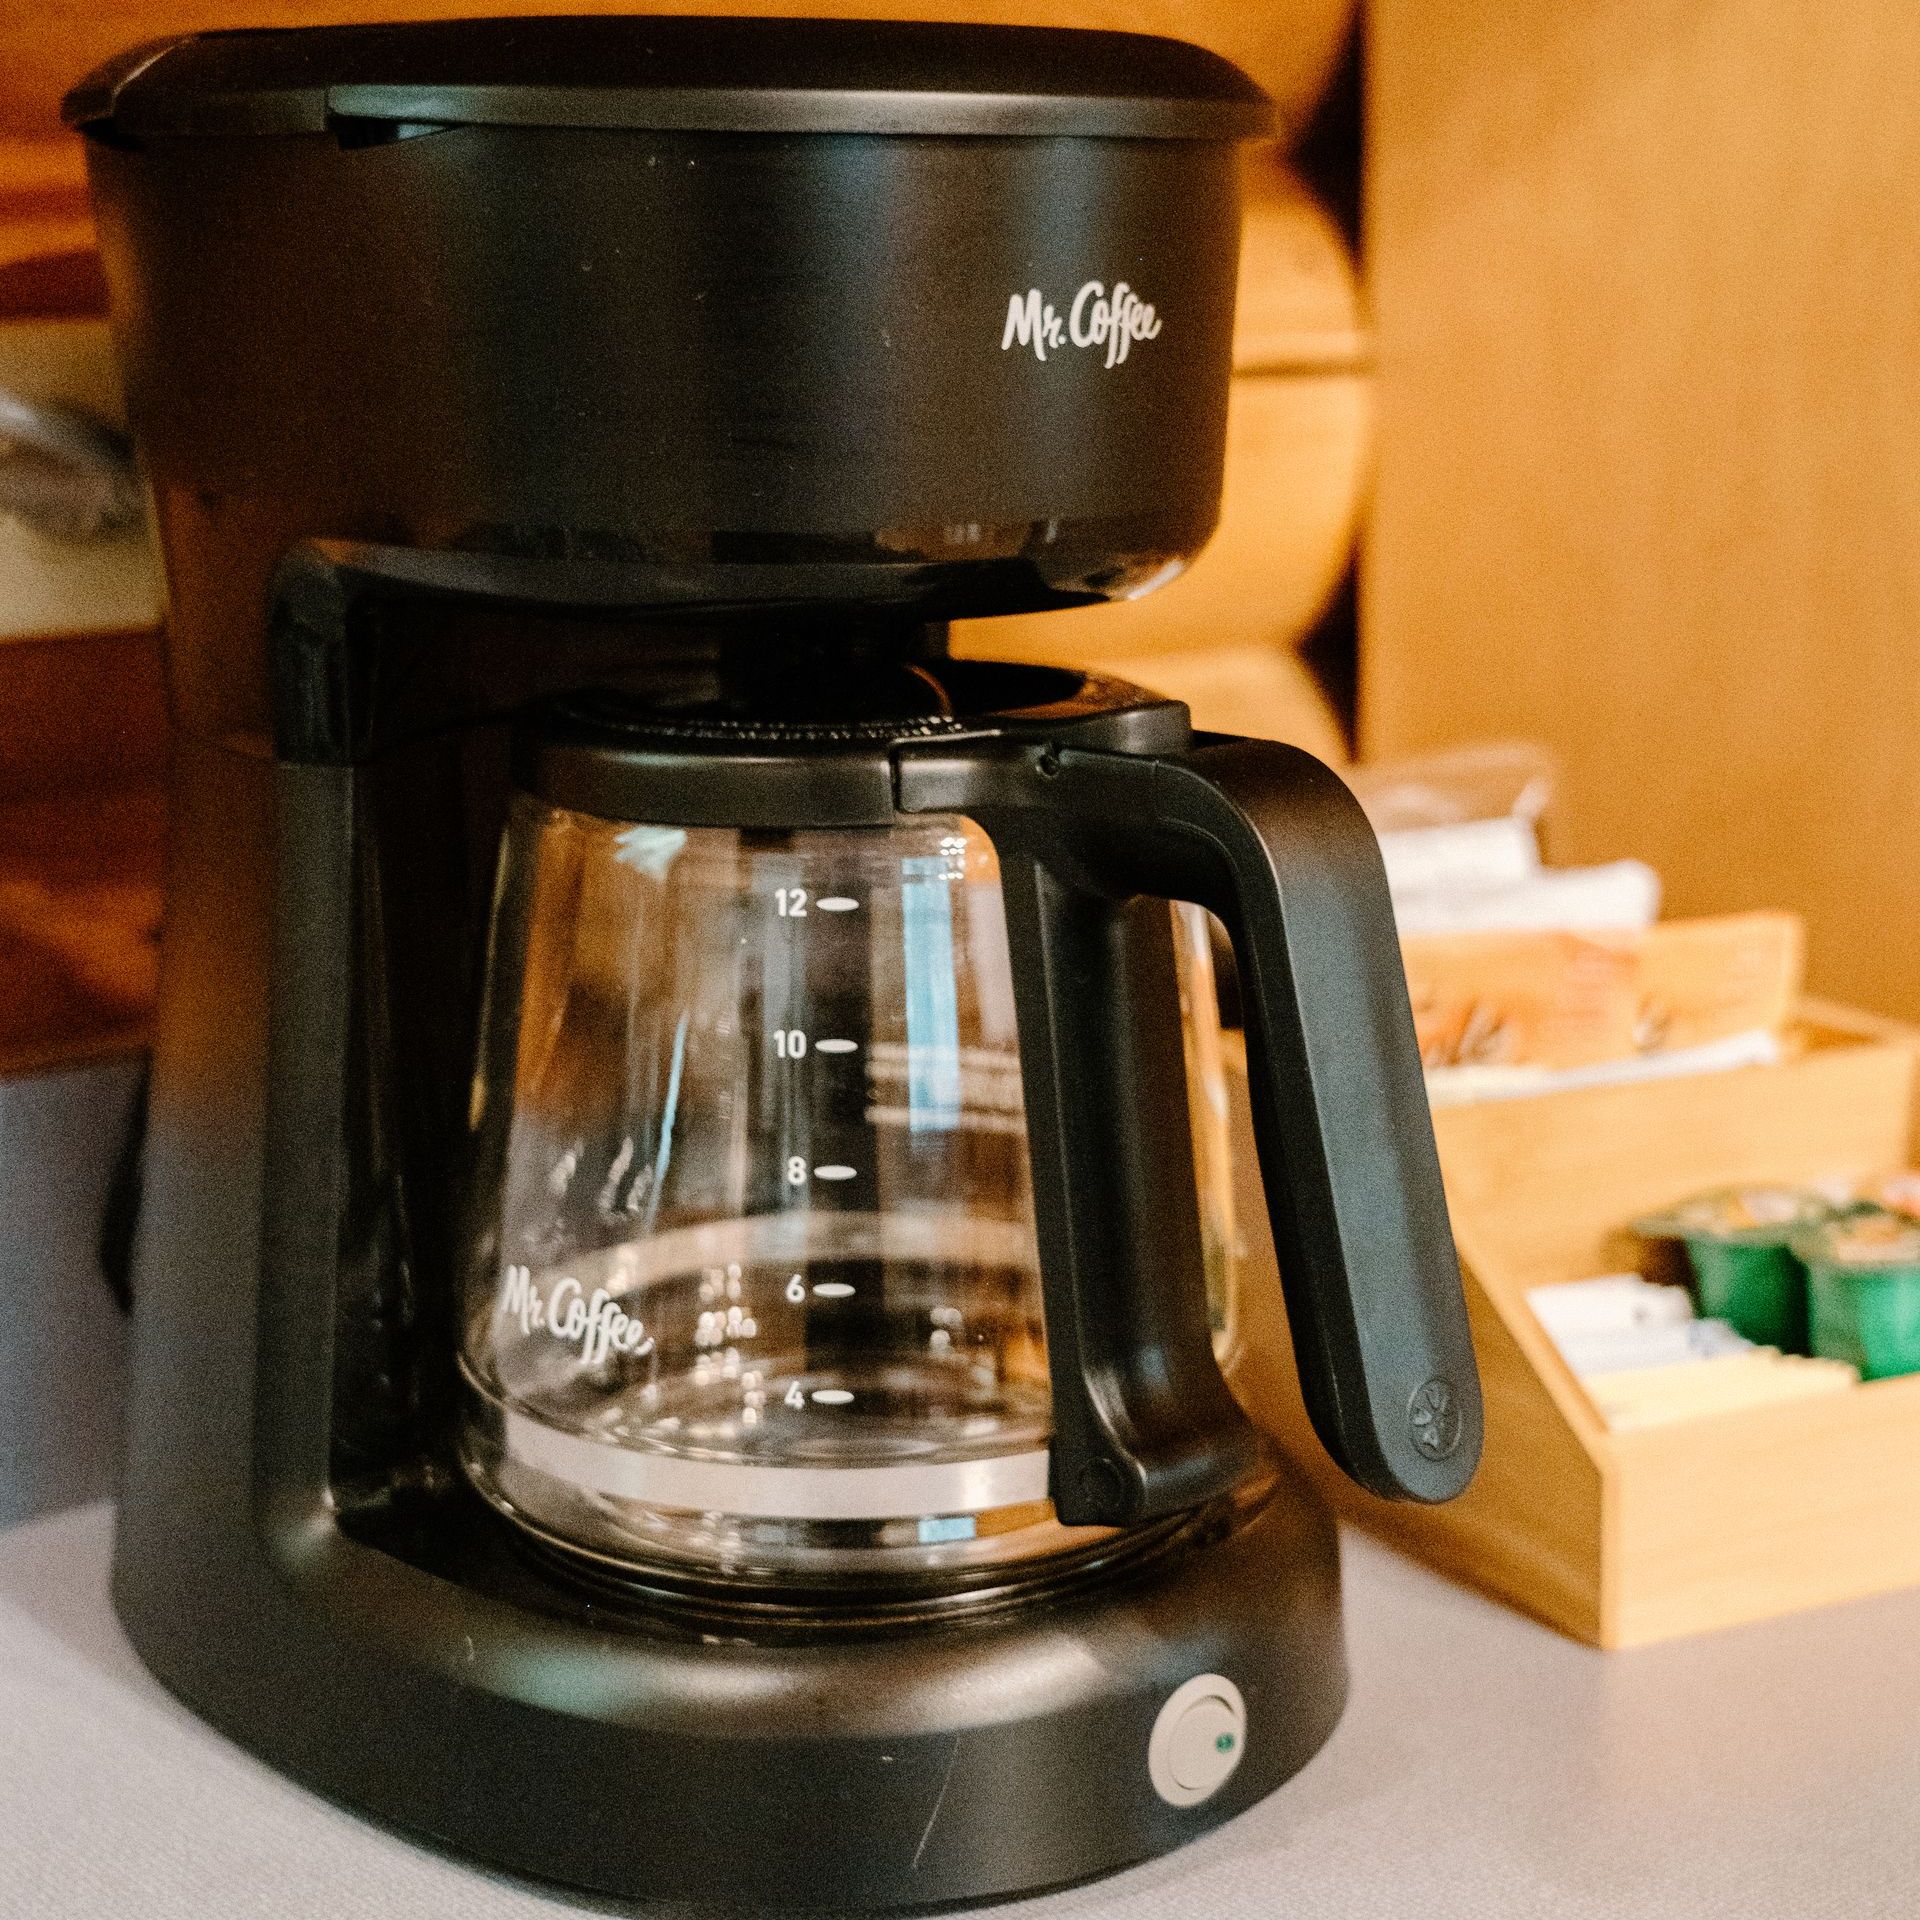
xmin=0 ymin=136 xmax=96 ymax=314
xmin=1363 ymin=5 xmax=1920 ymax=1020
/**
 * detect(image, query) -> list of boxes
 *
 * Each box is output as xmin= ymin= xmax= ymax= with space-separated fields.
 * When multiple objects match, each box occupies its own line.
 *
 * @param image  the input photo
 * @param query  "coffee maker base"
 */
xmin=113 ymin=1469 xmax=1346 ymax=1913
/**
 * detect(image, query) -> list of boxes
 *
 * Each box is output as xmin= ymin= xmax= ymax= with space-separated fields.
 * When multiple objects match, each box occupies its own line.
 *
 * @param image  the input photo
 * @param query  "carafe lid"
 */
xmin=520 ymin=662 xmax=1192 ymax=829
xmin=67 ymin=15 xmax=1275 ymax=143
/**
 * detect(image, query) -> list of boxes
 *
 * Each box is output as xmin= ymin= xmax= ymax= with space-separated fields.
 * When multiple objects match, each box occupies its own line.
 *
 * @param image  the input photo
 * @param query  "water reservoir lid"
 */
xmin=66 ymin=15 xmax=1276 ymax=143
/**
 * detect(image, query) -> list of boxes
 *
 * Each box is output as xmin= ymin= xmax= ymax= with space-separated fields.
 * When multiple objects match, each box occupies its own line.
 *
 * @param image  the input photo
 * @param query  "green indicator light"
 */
xmin=1216 ymin=1733 xmax=1235 ymax=1752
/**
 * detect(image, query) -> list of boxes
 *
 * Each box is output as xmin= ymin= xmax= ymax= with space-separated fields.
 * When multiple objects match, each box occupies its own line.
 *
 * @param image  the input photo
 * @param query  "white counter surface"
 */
xmin=4 ymin=1500 xmax=1916 ymax=1919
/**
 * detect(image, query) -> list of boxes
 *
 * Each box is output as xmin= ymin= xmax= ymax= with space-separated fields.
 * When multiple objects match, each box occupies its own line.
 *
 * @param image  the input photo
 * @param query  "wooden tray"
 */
xmin=1221 ymin=1002 xmax=1920 ymax=1648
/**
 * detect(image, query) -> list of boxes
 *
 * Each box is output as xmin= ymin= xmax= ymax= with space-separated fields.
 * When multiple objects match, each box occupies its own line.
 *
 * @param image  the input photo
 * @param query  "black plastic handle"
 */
xmin=972 ymin=831 xmax=1269 ymax=1528
xmin=1145 ymin=737 xmax=1482 ymax=1501
xmin=896 ymin=731 xmax=1482 ymax=1515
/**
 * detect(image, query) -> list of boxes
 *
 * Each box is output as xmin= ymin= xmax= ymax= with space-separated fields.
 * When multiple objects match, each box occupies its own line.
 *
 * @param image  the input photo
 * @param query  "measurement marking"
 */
xmin=813 ymin=1164 xmax=857 ymax=1182
xmin=812 ymin=1281 xmax=856 ymax=1299
xmin=817 ymin=896 xmax=860 ymax=913
xmin=814 ymin=1038 xmax=858 ymax=1054
xmin=810 ymin=1388 xmax=855 ymax=1405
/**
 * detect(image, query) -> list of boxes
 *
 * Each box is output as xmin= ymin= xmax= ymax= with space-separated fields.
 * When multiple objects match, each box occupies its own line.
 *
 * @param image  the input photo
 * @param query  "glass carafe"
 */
xmin=459 ymin=791 xmax=1231 ymax=1592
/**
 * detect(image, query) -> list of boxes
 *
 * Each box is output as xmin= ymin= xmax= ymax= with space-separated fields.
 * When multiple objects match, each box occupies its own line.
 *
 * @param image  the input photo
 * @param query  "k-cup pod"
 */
xmin=1633 ymin=1186 xmax=1833 ymax=1355
xmin=1794 ymin=1209 xmax=1920 ymax=1382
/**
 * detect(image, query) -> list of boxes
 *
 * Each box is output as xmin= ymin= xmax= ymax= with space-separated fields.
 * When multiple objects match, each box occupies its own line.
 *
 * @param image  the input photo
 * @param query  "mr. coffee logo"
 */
xmin=499 ymin=1263 xmax=655 ymax=1366
xmin=1000 ymin=281 xmax=1163 ymax=368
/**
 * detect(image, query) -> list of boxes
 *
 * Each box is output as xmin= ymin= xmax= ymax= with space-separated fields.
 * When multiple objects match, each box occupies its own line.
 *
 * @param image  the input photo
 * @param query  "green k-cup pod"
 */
xmin=1633 ymin=1186 xmax=1834 ymax=1355
xmin=1794 ymin=1208 xmax=1920 ymax=1381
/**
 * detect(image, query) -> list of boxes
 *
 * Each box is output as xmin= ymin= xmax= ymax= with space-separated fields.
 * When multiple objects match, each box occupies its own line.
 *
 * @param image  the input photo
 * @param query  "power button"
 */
xmin=1147 ymin=1674 xmax=1247 ymax=1807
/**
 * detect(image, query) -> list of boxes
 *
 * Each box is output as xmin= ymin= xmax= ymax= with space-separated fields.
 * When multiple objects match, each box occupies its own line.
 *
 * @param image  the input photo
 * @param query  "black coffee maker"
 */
xmin=71 ymin=18 xmax=1480 ymax=1910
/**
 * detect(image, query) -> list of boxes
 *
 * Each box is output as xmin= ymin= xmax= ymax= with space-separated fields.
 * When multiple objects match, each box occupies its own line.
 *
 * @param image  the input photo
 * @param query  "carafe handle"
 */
xmin=896 ymin=732 xmax=1481 ymax=1515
